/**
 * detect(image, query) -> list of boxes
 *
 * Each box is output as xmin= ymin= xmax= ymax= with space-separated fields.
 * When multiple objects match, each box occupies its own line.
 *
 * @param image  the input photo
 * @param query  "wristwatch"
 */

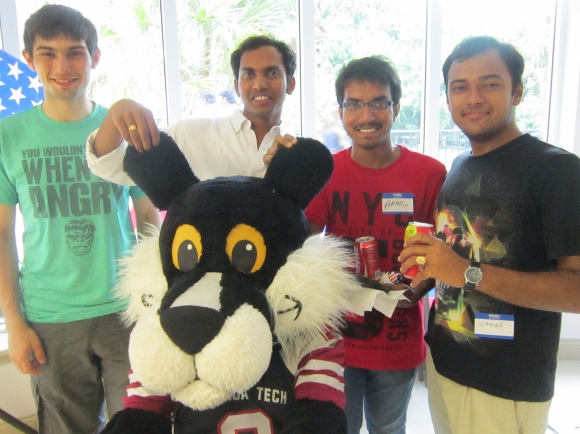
xmin=464 ymin=261 xmax=482 ymax=289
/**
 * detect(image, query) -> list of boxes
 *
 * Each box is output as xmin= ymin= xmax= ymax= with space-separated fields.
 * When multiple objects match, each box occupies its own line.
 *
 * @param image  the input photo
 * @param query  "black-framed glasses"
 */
xmin=341 ymin=99 xmax=394 ymax=112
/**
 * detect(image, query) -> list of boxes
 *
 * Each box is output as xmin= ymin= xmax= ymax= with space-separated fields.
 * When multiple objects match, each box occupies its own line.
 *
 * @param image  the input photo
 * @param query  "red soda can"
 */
xmin=353 ymin=236 xmax=382 ymax=281
xmin=402 ymin=222 xmax=434 ymax=279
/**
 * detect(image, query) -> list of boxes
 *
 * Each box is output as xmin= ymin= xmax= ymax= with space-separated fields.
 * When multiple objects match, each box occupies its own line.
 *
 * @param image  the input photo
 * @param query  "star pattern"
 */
xmin=0 ymin=49 xmax=43 ymax=118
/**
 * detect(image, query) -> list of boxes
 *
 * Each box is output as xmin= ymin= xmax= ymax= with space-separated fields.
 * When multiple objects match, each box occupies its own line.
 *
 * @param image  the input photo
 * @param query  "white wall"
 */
xmin=549 ymin=0 xmax=580 ymax=350
xmin=561 ymin=314 xmax=580 ymax=340
xmin=548 ymin=0 xmax=580 ymax=155
xmin=0 ymin=353 xmax=37 ymax=431
xmin=0 ymin=361 xmax=36 ymax=418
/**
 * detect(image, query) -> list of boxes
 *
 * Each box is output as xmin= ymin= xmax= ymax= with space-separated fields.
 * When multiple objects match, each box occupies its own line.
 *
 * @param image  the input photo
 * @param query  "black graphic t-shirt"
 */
xmin=426 ymin=134 xmax=580 ymax=402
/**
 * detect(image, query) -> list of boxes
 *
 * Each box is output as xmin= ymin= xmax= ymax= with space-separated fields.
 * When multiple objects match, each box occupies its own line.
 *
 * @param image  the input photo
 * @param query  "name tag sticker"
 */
xmin=474 ymin=313 xmax=514 ymax=340
xmin=382 ymin=193 xmax=413 ymax=214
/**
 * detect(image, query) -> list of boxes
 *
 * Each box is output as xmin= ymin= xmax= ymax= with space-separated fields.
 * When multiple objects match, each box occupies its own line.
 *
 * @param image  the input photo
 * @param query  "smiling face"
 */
xmin=22 ymin=34 xmax=99 ymax=105
xmin=234 ymin=45 xmax=296 ymax=126
xmin=339 ymin=80 xmax=400 ymax=151
xmin=446 ymin=48 xmax=523 ymax=151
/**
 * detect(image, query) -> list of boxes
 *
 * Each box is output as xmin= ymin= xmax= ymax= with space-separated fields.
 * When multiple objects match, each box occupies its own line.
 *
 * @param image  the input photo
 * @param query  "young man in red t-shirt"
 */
xmin=271 ymin=56 xmax=446 ymax=434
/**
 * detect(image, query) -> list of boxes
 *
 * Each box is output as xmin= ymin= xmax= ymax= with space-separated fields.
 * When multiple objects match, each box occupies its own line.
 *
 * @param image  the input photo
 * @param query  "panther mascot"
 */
xmin=102 ymin=133 xmax=367 ymax=434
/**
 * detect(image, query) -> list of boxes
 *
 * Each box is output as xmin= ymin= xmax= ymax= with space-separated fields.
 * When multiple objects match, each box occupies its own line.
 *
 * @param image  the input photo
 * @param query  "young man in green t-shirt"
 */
xmin=0 ymin=5 xmax=159 ymax=433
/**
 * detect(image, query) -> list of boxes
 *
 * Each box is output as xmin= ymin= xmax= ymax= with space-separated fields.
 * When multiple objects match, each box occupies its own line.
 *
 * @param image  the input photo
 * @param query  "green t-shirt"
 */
xmin=0 ymin=104 xmax=145 ymax=322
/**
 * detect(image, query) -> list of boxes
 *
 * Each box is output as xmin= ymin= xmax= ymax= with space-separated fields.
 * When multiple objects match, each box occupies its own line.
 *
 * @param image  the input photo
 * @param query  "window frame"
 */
xmin=1 ymin=0 xmax=580 ymax=353
xmin=2 ymin=0 xmax=578 ymax=153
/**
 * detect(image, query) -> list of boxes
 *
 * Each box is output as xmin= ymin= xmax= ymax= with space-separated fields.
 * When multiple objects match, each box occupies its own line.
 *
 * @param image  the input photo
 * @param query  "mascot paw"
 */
xmin=102 ymin=408 xmax=172 ymax=434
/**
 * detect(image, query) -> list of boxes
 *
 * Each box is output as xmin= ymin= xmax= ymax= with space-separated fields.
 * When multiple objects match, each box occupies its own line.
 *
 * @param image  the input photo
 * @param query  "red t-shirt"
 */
xmin=306 ymin=146 xmax=446 ymax=370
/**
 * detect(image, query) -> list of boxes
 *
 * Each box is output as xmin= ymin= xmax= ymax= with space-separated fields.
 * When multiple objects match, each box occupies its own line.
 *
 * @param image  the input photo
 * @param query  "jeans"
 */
xmin=345 ymin=366 xmax=417 ymax=434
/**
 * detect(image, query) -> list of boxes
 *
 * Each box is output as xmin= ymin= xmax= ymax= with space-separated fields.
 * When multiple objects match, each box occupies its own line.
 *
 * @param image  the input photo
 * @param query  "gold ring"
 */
xmin=128 ymin=124 xmax=138 ymax=131
xmin=416 ymin=255 xmax=426 ymax=265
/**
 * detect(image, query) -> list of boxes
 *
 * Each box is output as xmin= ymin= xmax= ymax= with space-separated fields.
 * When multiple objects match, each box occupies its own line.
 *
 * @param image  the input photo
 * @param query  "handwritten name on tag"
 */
xmin=474 ymin=313 xmax=514 ymax=340
xmin=382 ymin=193 xmax=413 ymax=214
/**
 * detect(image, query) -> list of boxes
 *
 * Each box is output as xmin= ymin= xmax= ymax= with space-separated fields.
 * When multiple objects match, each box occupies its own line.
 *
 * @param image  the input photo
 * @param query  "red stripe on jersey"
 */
xmin=123 ymin=370 xmax=176 ymax=418
xmin=294 ymin=338 xmax=346 ymax=408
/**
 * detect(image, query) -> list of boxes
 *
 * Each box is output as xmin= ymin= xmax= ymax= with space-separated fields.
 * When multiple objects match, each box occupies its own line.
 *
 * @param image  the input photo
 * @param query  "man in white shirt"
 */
xmin=87 ymin=35 xmax=296 ymax=183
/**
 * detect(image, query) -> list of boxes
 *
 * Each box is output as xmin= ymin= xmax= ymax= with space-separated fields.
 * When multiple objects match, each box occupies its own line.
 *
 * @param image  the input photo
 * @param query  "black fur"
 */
xmin=263 ymin=138 xmax=334 ymax=209
xmin=123 ymin=133 xmax=198 ymax=210
xmin=114 ymin=133 xmax=346 ymax=433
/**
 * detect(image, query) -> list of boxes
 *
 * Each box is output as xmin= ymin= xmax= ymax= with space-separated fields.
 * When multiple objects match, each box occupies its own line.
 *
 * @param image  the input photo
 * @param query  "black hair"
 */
xmin=230 ymin=35 xmax=296 ymax=80
xmin=442 ymin=36 xmax=524 ymax=95
xmin=335 ymin=55 xmax=402 ymax=105
xmin=23 ymin=4 xmax=98 ymax=57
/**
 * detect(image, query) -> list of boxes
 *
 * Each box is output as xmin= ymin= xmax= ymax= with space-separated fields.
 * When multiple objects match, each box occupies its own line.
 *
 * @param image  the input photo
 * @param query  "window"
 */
xmin=1 ymin=0 xmax=579 ymax=330
xmin=15 ymin=0 xmax=168 ymax=124
xmin=313 ymin=1 xmax=427 ymax=152
xmin=173 ymin=0 xmax=300 ymax=130
xmin=13 ymin=0 xmax=301 ymax=130
xmin=435 ymin=0 xmax=556 ymax=166
xmin=7 ymin=0 xmax=562 ymax=153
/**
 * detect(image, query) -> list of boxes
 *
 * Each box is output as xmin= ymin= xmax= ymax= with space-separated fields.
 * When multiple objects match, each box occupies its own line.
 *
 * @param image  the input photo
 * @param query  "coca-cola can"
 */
xmin=353 ymin=236 xmax=381 ymax=281
xmin=402 ymin=222 xmax=434 ymax=279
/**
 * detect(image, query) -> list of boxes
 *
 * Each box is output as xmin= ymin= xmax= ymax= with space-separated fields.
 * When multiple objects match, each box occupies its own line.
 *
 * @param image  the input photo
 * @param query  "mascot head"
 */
xmin=116 ymin=134 xmax=357 ymax=411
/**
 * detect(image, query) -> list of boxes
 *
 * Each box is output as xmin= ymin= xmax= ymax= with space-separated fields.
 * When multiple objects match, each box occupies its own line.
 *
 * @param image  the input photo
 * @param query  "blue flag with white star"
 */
xmin=0 ymin=49 xmax=43 ymax=119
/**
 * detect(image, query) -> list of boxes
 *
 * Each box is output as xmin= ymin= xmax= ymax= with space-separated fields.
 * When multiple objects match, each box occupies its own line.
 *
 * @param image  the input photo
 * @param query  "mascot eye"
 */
xmin=172 ymin=224 xmax=202 ymax=272
xmin=226 ymin=224 xmax=266 ymax=273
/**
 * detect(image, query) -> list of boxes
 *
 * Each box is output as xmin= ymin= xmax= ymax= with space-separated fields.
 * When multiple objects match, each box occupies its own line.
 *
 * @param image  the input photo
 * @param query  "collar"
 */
xmin=229 ymin=109 xmax=282 ymax=136
xmin=230 ymin=109 xmax=249 ymax=133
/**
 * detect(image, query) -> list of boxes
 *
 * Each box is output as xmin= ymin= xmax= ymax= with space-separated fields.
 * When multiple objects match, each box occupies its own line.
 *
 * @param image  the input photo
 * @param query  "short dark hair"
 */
xmin=335 ymin=56 xmax=402 ymax=105
xmin=442 ymin=36 xmax=524 ymax=95
xmin=230 ymin=35 xmax=296 ymax=80
xmin=23 ymin=4 xmax=98 ymax=57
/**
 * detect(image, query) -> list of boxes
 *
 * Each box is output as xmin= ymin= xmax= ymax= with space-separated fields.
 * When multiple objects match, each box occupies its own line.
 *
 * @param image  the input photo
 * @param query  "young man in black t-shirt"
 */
xmin=399 ymin=36 xmax=580 ymax=434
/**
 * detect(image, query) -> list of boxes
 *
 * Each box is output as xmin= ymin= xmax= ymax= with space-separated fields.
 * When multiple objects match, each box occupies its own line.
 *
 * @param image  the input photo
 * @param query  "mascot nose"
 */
xmin=160 ymin=306 xmax=226 ymax=355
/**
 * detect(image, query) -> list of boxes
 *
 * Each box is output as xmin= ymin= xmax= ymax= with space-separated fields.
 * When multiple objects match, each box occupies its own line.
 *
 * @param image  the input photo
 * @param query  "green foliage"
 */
xmin=92 ymin=0 xmax=552 ymax=138
xmin=174 ymin=0 xmax=296 ymax=115
xmin=314 ymin=1 xmax=426 ymax=134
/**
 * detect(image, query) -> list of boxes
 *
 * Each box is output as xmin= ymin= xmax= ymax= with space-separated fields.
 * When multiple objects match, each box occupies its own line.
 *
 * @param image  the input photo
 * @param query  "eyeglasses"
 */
xmin=341 ymin=99 xmax=394 ymax=112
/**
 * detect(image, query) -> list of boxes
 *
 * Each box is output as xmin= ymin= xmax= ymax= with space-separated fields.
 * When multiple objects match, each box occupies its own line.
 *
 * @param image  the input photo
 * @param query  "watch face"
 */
xmin=465 ymin=267 xmax=482 ymax=284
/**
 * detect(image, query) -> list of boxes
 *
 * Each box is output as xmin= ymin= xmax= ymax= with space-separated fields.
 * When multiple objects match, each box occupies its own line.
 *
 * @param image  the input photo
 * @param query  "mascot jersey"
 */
xmin=426 ymin=134 xmax=580 ymax=402
xmin=124 ymin=336 xmax=345 ymax=433
xmin=306 ymin=146 xmax=446 ymax=370
xmin=0 ymin=105 xmax=144 ymax=322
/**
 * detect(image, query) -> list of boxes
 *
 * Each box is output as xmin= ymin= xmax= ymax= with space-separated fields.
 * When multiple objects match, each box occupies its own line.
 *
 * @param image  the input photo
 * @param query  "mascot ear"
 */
xmin=123 ymin=132 xmax=199 ymax=210
xmin=263 ymin=138 xmax=333 ymax=209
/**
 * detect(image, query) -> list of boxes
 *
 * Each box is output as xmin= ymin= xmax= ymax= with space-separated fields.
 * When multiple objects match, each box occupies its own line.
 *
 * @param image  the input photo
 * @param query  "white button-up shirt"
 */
xmin=86 ymin=109 xmax=283 ymax=185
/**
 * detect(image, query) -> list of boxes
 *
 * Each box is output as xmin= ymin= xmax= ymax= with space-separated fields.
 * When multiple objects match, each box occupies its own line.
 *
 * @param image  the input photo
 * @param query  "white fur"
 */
xmin=129 ymin=303 xmax=272 ymax=410
xmin=195 ymin=303 xmax=272 ymax=392
xmin=117 ymin=230 xmax=360 ymax=411
xmin=129 ymin=313 xmax=196 ymax=393
xmin=267 ymin=235 xmax=359 ymax=348
xmin=119 ymin=231 xmax=273 ymax=409
xmin=172 ymin=380 xmax=234 ymax=411
xmin=115 ymin=229 xmax=167 ymax=325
